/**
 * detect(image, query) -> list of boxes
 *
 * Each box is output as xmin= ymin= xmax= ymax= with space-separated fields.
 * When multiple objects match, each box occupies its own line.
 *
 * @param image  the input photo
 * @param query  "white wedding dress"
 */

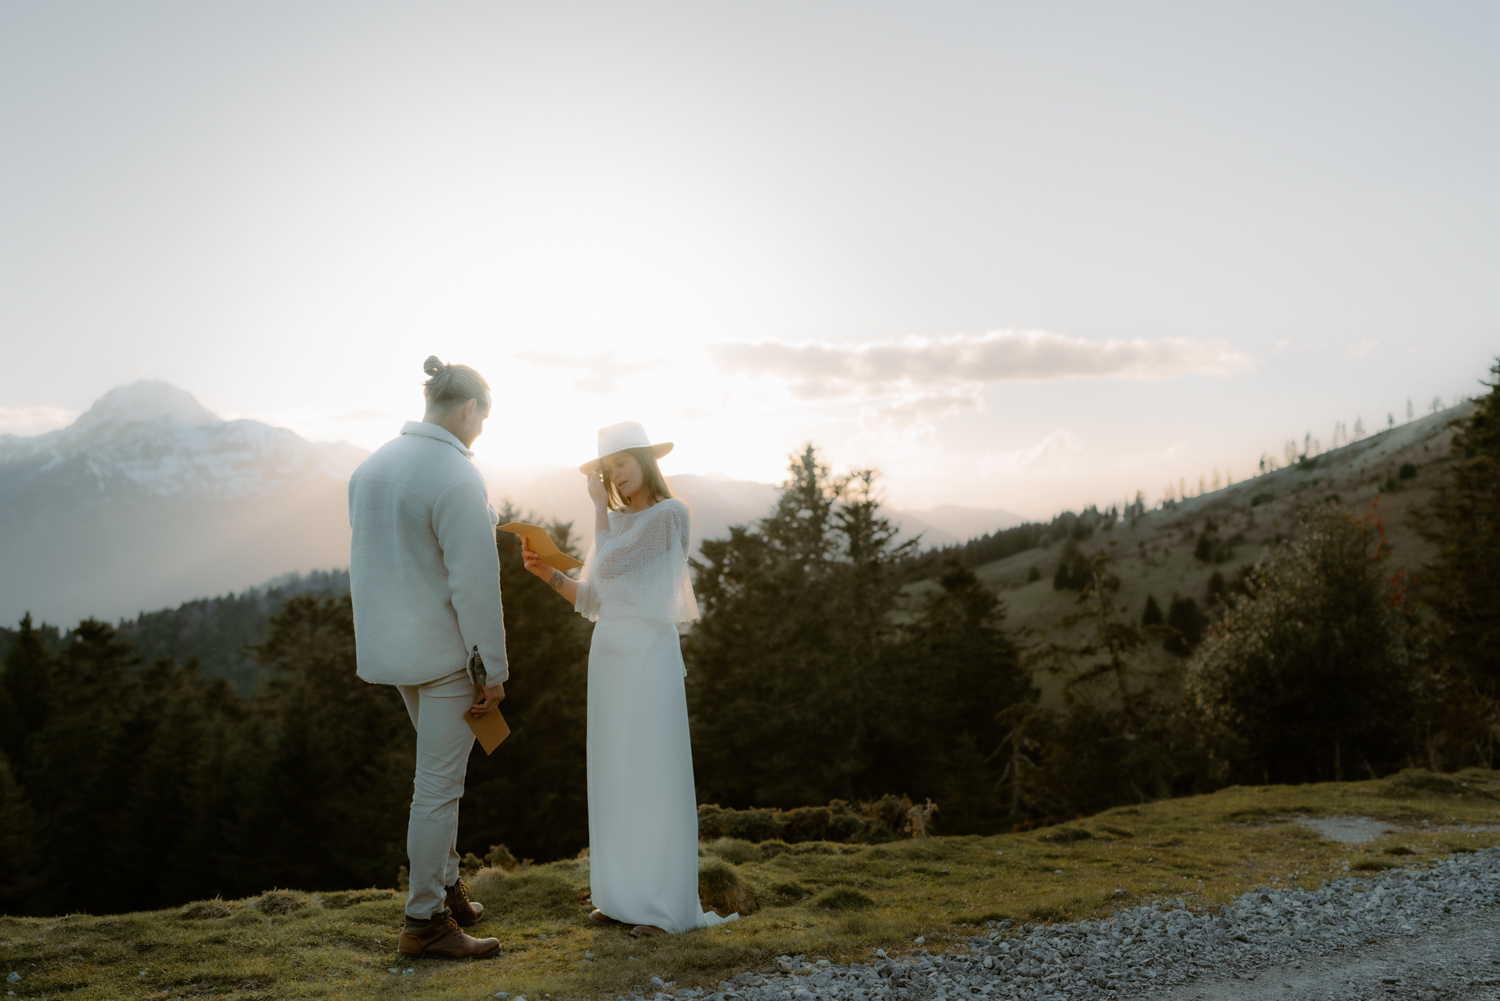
xmin=574 ymin=498 xmax=737 ymax=933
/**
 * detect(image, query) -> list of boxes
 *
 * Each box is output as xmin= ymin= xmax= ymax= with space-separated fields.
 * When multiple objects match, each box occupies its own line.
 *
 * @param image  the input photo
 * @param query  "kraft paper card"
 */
xmin=466 ymin=708 xmax=511 ymax=755
xmin=497 ymin=521 xmax=584 ymax=571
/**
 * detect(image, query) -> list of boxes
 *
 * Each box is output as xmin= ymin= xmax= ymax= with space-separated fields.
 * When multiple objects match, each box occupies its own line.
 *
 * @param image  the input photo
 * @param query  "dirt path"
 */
xmin=1145 ymin=910 xmax=1500 ymax=1000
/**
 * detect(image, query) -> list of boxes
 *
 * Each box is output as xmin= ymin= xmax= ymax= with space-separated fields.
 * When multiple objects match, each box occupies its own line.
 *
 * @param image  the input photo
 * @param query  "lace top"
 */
xmin=574 ymin=498 xmax=700 ymax=625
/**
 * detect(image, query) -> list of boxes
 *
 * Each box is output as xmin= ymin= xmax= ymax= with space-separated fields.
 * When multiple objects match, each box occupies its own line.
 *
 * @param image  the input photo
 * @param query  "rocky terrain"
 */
xmin=662 ymin=845 xmax=1500 ymax=1001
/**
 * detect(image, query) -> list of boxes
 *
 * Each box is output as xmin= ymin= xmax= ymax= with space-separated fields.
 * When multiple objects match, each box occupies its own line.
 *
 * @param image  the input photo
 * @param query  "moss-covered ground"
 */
xmin=5 ymin=768 xmax=1500 ymax=1000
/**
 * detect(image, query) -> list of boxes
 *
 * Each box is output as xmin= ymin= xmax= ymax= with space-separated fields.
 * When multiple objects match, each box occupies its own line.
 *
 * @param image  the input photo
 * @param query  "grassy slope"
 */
xmin=931 ymin=403 xmax=1470 ymax=709
xmin=6 ymin=768 xmax=1500 ymax=1000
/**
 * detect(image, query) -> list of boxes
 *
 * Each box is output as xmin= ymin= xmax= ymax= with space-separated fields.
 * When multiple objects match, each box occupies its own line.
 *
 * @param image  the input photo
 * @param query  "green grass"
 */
xmin=7 ymin=768 xmax=1500 ymax=1000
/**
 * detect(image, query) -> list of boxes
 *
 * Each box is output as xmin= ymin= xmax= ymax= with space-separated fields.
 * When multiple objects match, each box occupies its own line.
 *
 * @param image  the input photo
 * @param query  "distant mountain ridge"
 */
xmin=0 ymin=381 xmax=363 ymax=626
xmin=1 ymin=381 xmax=1023 ymax=628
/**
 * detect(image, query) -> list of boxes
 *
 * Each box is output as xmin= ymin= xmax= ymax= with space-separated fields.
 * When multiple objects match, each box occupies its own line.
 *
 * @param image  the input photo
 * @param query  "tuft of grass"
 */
xmin=1038 ymin=827 xmax=1092 ymax=844
xmin=179 ymin=897 xmax=240 ymax=920
xmin=812 ymin=888 xmax=875 ymax=911
xmin=317 ymin=889 xmax=395 ymax=910
xmin=703 ymin=837 xmax=763 ymax=866
xmin=252 ymin=890 xmax=312 ymax=916
xmin=1383 ymin=768 xmax=1497 ymax=800
xmin=8 ymin=768 xmax=1500 ymax=999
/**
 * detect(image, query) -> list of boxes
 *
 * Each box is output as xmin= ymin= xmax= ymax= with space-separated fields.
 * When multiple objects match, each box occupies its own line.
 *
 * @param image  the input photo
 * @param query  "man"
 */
xmin=348 ymin=356 xmax=507 ymax=959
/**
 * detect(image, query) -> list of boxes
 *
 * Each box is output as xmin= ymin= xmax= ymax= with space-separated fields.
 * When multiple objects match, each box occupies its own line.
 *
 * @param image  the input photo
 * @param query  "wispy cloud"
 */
xmin=519 ymin=351 xmax=661 ymax=394
xmin=709 ymin=330 xmax=1253 ymax=400
xmin=861 ymin=390 xmax=984 ymax=428
xmin=0 ymin=406 xmax=79 ymax=437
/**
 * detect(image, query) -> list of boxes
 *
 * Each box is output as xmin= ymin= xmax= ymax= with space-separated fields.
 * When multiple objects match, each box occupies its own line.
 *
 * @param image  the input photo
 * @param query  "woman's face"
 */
xmin=602 ymin=451 xmax=644 ymax=502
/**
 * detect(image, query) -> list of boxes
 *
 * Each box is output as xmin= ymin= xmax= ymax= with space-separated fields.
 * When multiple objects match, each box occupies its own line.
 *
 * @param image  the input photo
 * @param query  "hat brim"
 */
xmin=579 ymin=441 xmax=673 ymax=475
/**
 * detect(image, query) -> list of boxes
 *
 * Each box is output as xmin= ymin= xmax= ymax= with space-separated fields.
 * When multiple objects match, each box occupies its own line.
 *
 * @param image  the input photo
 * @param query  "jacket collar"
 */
xmin=400 ymin=421 xmax=474 ymax=458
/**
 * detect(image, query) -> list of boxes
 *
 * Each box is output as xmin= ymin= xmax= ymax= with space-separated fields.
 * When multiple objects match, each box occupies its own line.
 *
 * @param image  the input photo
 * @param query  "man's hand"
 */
xmin=470 ymin=683 xmax=505 ymax=717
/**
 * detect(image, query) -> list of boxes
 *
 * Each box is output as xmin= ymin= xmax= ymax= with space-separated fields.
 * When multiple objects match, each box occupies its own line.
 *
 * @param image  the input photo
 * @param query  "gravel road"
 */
xmin=632 ymin=844 xmax=1500 ymax=1001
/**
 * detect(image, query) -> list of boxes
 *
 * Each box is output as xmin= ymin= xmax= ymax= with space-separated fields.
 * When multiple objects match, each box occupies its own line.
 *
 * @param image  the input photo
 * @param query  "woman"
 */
xmin=520 ymin=421 xmax=735 ymax=937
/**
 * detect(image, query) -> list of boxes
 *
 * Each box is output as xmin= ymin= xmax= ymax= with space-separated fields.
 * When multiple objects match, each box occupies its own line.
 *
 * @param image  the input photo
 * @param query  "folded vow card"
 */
xmin=497 ymin=522 xmax=584 ymax=571
xmin=466 ymin=708 xmax=511 ymax=755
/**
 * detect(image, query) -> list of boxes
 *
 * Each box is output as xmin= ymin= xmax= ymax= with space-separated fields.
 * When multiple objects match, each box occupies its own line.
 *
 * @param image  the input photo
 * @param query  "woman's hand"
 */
xmin=586 ymin=468 xmax=608 ymax=508
xmin=470 ymin=683 xmax=505 ymax=718
xmin=521 ymin=534 xmax=580 ymax=604
xmin=520 ymin=536 xmax=552 ymax=580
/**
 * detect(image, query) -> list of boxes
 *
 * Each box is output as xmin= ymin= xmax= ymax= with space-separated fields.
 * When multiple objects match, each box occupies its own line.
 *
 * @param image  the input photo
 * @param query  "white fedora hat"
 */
xmin=579 ymin=421 xmax=674 ymax=474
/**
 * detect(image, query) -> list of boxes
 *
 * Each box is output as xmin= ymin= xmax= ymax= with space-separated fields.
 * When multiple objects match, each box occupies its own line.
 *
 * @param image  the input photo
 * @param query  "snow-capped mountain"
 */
xmin=0 ymin=382 xmax=366 ymax=627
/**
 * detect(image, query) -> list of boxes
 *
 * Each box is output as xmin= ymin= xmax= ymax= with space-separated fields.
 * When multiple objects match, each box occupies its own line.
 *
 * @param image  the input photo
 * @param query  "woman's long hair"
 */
xmin=605 ymin=447 xmax=675 ymax=511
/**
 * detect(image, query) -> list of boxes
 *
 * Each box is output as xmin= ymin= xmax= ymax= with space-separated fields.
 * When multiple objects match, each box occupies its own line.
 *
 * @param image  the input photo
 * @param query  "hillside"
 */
xmin=3 ymin=768 xmax=1497 ymax=1000
xmin=925 ymin=403 xmax=1470 ymax=707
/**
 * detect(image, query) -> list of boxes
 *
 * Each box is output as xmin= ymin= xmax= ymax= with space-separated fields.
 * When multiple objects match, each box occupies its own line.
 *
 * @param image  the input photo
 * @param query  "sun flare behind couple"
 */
xmin=346 ymin=356 xmax=736 ymax=960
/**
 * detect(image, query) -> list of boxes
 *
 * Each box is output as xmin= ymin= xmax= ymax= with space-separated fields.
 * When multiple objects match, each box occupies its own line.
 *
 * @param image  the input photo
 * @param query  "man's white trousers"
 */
xmin=397 ymin=668 xmax=476 ymax=921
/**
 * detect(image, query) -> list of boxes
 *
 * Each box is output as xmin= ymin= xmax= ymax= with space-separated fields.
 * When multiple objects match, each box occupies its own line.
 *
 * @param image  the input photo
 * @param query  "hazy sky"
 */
xmin=2 ymin=2 xmax=1496 ymax=517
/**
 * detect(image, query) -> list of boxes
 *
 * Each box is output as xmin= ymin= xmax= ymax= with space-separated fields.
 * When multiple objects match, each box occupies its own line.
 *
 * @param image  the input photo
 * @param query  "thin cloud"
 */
xmin=862 ymin=390 xmax=984 ymax=428
xmin=519 ymin=351 xmax=660 ymax=395
xmin=710 ymin=330 xmax=1253 ymax=399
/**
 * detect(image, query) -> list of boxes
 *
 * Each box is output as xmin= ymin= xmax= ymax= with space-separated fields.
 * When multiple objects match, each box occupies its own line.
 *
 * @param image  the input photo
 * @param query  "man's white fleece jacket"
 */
xmin=348 ymin=421 xmax=509 ymax=686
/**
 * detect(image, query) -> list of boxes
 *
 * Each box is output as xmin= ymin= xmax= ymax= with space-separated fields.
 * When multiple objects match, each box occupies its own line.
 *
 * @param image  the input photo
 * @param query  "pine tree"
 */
xmin=1141 ymin=595 xmax=1164 ymax=627
xmin=22 ymin=619 xmax=141 ymax=913
xmin=686 ymin=446 xmax=916 ymax=808
xmin=876 ymin=562 xmax=1033 ymax=832
xmin=1164 ymin=597 xmax=1205 ymax=656
xmin=0 ymin=614 xmax=53 ymax=769
xmin=1025 ymin=550 xmax=1205 ymax=815
xmin=226 ymin=594 xmax=413 ymax=896
xmin=0 ymin=749 xmax=41 ymax=914
xmin=1423 ymin=360 xmax=1500 ymax=700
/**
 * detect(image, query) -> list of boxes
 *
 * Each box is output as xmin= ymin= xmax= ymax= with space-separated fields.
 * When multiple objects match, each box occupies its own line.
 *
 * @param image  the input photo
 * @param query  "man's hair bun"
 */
xmin=422 ymin=355 xmax=492 ymax=411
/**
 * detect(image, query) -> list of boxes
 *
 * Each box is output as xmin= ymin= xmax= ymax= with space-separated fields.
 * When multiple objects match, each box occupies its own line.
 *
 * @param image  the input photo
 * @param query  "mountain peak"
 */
xmin=76 ymin=381 xmax=221 ymax=428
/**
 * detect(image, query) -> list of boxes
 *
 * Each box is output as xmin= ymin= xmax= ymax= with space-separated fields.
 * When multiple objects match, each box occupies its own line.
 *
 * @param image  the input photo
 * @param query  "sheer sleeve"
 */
xmin=595 ymin=509 xmax=676 ymax=579
xmin=572 ymin=501 xmax=698 ymax=625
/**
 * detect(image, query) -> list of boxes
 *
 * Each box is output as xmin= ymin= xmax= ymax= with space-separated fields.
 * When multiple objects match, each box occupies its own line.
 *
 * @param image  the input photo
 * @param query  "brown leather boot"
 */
xmin=397 ymin=910 xmax=500 ymax=959
xmin=445 ymin=879 xmax=485 ymax=927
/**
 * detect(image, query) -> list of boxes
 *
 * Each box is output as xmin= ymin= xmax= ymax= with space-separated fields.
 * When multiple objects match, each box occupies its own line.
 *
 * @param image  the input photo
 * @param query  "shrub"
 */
xmin=698 ymin=856 xmax=757 ymax=916
xmin=697 ymin=796 xmax=914 ymax=845
xmin=1188 ymin=505 xmax=1417 ymax=784
xmin=485 ymin=844 xmax=521 ymax=872
xmin=1399 ymin=462 xmax=1417 ymax=480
